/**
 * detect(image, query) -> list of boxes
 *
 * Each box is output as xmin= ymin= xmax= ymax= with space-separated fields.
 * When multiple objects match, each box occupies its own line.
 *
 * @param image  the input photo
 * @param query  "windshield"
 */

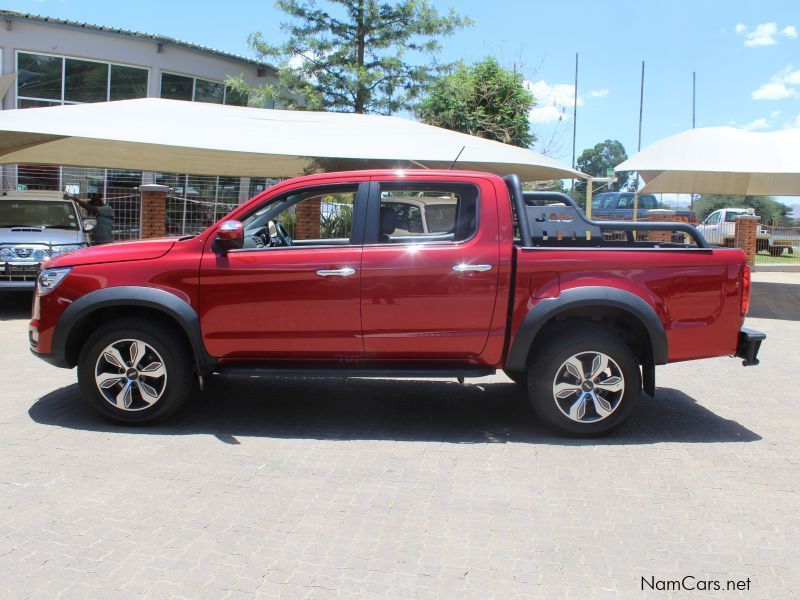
xmin=0 ymin=201 xmax=79 ymax=230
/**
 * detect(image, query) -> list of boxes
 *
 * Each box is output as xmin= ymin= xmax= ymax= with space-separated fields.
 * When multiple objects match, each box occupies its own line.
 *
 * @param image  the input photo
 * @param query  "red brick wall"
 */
xmin=734 ymin=215 xmax=759 ymax=266
xmin=139 ymin=185 xmax=168 ymax=239
xmin=295 ymin=198 xmax=321 ymax=240
xmin=647 ymin=210 xmax=676 ymax=243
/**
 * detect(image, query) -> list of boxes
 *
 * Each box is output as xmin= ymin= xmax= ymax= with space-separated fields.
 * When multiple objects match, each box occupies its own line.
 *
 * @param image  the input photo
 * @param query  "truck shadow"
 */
xmin=749 ymin=281 xmax=800 ymax=321
xmin=0 ymin=291 xmax=32 ymax=321
xmin=29 ymin=377 xmax=760 ymax=445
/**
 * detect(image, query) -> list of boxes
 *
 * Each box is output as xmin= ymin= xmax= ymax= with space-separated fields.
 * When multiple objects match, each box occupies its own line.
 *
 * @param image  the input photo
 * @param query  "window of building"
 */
xmin=17 ymin=53 xmax=62 ymax=100
xmin=110 ymin=65 xmax=148 ymax=101
xmin=64 ymin=58 xmax=108 ymax=103
xmin=160 ymin=73 xmax=194 ymax=101
xmin=195 ymin=79 xmax=225 ymax=104
xmin=376 ymin=183 xmax=478 ymax=244
xmin=16 ymin=52 xmax=149 ymax=107
xmin=160 ymin=72 xmax=249 ymax=105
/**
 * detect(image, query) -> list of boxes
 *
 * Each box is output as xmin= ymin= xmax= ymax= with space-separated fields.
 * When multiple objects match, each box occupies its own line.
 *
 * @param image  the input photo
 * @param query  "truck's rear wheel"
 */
xmin=768 ymin=246 xmax=785 ymax=257
xmin=527 ymin=329 xmax=640 ymax=436
xmin=77 ymin=319 xmax=194 ymax=425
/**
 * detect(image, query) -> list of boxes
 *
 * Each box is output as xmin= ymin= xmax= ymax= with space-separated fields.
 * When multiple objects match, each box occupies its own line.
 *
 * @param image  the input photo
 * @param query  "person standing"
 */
xmin=65 ymin=191 xmax=114 ymax=245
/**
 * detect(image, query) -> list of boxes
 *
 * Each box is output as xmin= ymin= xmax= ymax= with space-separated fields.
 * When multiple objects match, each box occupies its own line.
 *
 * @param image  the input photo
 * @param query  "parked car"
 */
xmin=591 ymin=192 xmax=697 ymax=223
xmin=696 ymin=207 xmax=792 ymax=257
xmin=0 ymin=190 xmax=90 ymax=289
xmin=29 ymin=170 xmax=763 ymax=436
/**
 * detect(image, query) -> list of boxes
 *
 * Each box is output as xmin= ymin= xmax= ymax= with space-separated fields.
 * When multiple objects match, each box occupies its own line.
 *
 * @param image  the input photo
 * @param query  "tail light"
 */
xmin=741 ymin=264 xmax=751 ymax=316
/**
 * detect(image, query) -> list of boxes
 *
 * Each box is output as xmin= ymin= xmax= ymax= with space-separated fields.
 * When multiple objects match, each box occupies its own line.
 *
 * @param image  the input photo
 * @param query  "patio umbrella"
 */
xmin=615 ymin=126 xmax=800 ymax=195
xmin=0 ymin=97 xmax=581 ymax=181
xmin=0 ymin=74 xmax=15 ymax=101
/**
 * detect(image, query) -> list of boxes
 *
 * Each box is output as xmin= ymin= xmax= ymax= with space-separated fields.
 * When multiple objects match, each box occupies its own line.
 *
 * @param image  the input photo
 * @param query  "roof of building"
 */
xmin=1 ymin=9 xmax=278 ymax=74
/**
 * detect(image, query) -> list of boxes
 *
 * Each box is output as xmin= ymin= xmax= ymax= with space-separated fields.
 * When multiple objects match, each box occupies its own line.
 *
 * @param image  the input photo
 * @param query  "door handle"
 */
xmin=316 ymin=267 xmax=357 ymax=277
xmin=452 ymin=263 xmax=492 ymax=272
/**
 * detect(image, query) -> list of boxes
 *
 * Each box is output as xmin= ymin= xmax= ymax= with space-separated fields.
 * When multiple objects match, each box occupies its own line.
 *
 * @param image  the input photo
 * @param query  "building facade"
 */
xmin=0 ymin=10 xmax=280 ymax=238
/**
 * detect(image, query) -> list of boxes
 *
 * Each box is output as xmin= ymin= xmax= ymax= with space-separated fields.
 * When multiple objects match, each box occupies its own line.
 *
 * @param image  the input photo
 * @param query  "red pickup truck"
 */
xmin=29 ymin=170 xmax=764 ymax=436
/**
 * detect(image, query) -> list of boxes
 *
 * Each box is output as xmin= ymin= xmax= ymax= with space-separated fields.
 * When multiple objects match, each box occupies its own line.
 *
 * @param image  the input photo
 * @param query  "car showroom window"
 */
xmin=376 ymin=183 xmax=478 ymax=244
xmin=240 ymin=186 xmax=359 ymax=249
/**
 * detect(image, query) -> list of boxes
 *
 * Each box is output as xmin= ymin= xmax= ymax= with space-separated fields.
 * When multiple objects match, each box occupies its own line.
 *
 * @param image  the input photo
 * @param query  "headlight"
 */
xmin=37 ymin=267 xmax=71 ymax=295
xmin=32 ymin=249 xmax=48 ymax=261
xmin=52 ymin=244 xmax=83 ymax=256
xmin=0 ymin=248 xmax=14 ymax=261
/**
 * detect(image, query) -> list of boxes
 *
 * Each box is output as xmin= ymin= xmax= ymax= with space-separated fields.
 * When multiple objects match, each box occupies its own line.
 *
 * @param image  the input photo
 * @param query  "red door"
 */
xmin=198 ymin=183 xmax=365 ymax=360
xmin=360 ymin=177 xmax=501 ymax=361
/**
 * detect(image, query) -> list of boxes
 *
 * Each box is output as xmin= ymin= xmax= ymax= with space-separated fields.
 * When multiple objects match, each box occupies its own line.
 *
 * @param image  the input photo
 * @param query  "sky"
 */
xmin=2 ymin=0 xmax=800 ymax=176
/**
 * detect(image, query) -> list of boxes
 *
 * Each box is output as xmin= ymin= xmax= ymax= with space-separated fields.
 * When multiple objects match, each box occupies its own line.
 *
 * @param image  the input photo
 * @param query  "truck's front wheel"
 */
xmin=527 ymin=329 xmax=641 ymax=436
xmin=77 ymin=319 xmax=194 ymax=425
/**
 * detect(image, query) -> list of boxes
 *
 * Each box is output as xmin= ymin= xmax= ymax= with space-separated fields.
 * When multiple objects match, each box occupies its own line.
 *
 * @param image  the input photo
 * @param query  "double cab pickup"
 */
xmin=29 ymin=170 xmax=764 ymax=436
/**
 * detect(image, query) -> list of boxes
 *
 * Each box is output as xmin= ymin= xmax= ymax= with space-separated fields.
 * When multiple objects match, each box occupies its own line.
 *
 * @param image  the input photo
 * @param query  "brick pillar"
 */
xmin=294 ymin=198 xmax=321 ymax=240
xmin=139 ymin=184 xmax=169 ymax=239
xmin=734 ymin=214 xmax=760 ymax=266
xmin=647 ymin=209 xmax=676 ymax=243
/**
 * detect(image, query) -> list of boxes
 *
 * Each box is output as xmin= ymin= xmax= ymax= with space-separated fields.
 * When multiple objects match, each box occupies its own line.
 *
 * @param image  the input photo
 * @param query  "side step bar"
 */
xmin=215 ymin=366 xmax=496 ymax=380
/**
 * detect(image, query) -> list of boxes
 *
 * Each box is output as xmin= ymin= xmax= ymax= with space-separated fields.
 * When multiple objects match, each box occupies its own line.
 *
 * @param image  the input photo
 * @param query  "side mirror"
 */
xmin=214 ymin=220 xmax=244 ymax=253
xmin=83 ymin=219 xmax=96 ymax=232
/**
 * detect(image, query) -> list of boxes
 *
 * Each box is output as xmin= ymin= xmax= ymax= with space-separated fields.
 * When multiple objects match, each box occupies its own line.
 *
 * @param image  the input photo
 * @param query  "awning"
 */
xmin=615 ymin=126 xmax=800 ymax=195
xmin=0 ymin=97 xmax=582 ymax=181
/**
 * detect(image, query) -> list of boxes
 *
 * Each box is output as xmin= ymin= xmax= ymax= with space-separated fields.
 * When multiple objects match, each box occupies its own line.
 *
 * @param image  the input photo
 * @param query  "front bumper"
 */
xmin=0 ymin=262 xmax=40 ymax=288
xmin=735 ymin=327 xmax=766 ymax=366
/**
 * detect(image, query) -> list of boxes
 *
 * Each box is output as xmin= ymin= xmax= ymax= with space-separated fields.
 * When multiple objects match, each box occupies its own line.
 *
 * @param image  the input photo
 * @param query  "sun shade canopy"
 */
xmin=616 ymin=126 xmax=800 ymax=195
xmin=0 ymin=98 xmax=582 ymax=181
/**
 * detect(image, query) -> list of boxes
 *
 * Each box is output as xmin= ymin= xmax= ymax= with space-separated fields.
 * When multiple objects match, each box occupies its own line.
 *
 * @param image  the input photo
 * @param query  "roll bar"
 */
xmin=502 ymin=178 xmax=710 ymax=249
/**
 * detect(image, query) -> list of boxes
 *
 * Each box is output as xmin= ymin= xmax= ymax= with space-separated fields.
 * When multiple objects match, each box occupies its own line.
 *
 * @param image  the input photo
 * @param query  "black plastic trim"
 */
xmin=215 ymin=365 xmax=496 ymax=379
xmin=504 ymin=175 xmax=533 ymax=247
xmin=506 ymin=286 xmax=669 ymax=371
xmin=736 ymin=327 xmax=766 ymax=366
xmin=50 ymin=286 xmax=216 ymax=374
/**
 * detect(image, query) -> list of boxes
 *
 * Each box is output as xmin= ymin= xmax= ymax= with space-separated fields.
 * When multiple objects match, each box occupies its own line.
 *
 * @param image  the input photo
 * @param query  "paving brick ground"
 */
xmin=0 ymin=273 xmax=798 ymax=598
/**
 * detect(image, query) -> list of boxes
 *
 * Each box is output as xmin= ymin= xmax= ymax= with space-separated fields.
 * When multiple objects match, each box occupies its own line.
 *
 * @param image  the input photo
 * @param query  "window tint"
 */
xmin=241 ymin=186 xmax=358 ymax=248
xmin=64 ymin=58 xmax=108 ymax=103
xmin=376 ymin=183 xmax=478 ymax=243
xmin=0 ymin=201 xmax=78 ymax=229
xmin=639 ymin=195 xmax=658 ymax=209
xmin=617 ymin=194 xmax=633 ymax=209
xmin=161 ymin=73 xmax=193 ymax=100
xmin=725 ymin=212 xmax=742 ymax=222
xmin=17 ymin=53 xmax=62 ymax=100
xmin=195 ymin=79 xmax=225 ymax=104
xmin=110 ymin=65 xmax=148 ymax=100
xmin=706 ymin=212 xmax=721 ymax=224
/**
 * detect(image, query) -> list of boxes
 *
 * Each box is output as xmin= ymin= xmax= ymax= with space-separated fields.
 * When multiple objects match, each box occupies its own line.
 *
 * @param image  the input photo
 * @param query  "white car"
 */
xmin=696 ymin=207 xmax=790 ymax=256
xmin=0 ymin=190 xmax=90 ymax=289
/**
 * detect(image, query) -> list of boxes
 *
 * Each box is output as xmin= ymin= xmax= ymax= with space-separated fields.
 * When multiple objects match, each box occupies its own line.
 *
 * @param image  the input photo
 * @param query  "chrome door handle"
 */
xmin=452 ymin=263 xmax=492 ymax=272
xmin=316 ymin=267 xmax=357 ymax=277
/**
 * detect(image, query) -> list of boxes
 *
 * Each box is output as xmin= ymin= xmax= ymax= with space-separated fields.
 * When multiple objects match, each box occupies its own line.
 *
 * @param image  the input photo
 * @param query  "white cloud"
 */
xmin=752 ymin=82 xmax=796 ymax=100
xmin=752 ymin=66 xmax=800 ymax=99
xmin=524 ymin=80 xmax=608 ymax=124
xmin=770 ymin=110 xmax=783 ymax=118
xmin=741 ymin=117 xmax=770 ymax=131
xmin=736 ymin=22 xmax=798 ymax=47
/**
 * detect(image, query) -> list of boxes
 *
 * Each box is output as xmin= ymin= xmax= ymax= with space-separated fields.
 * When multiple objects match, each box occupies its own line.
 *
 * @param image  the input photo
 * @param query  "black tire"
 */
xmin=503 ymin=369 xmax=527 ymax=387
xmin=77 ymin=318 xmax=195 ymax=425
xmin=768 ymin=246 xmax=784 ymax=257
xmin=527 ymin=328 xmax=641 ymax=436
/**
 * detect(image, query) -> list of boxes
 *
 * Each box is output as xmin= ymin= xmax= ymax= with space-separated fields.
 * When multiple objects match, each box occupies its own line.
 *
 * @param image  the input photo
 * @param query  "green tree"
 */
xmin=231 ymin=0 xmax=471 ymax=114
xmin=416 ymin=57 xmax=536 ymax=148
xmin=694 ymin=194 xmax=791 ymax=224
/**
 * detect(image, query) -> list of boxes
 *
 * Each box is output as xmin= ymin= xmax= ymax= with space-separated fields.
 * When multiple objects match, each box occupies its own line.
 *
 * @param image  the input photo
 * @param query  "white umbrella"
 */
xmin=0 ymin=97 xmax=581 ymax=181
xmin=615 ymin=126 xmax=800 ymax=195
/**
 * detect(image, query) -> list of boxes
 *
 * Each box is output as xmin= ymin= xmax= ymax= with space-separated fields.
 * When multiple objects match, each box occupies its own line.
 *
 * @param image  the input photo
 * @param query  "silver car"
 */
xmin=0 ymin=190 xmax=90 ymax=289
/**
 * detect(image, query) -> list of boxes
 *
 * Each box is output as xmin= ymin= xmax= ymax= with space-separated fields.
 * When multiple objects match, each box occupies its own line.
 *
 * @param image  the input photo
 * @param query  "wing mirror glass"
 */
xmin=214 ymin=220 xmax=244 ymax=253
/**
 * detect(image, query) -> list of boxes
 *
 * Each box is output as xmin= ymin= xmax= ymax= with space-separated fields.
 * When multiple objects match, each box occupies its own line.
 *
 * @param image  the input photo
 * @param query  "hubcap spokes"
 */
xmin=94 ymin=339 xmax=167 ymax=412
xmin=552 ymin=351 xmax=625 ymax=423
